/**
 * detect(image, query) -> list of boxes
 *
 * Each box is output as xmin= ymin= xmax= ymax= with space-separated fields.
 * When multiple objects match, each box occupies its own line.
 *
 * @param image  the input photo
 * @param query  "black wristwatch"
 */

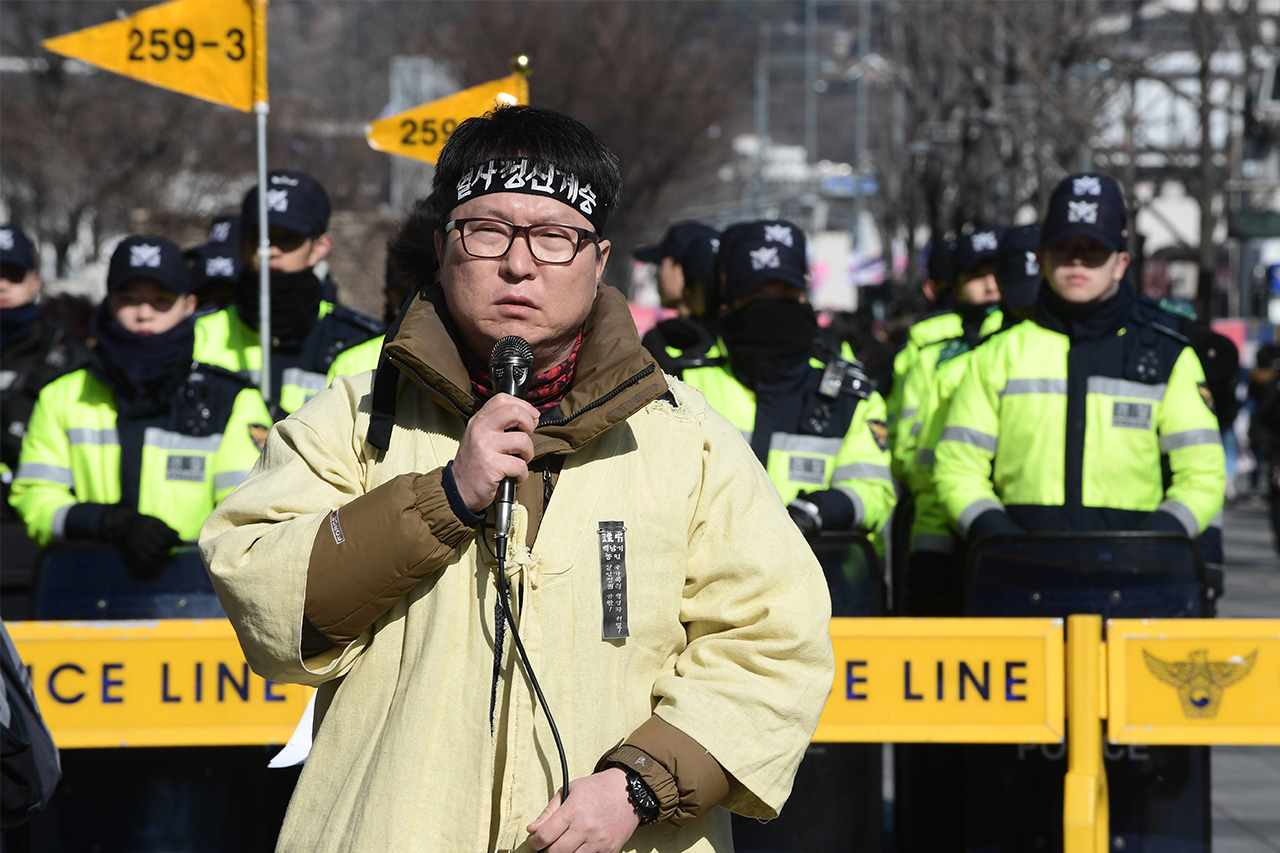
xmin=620 ymin=766 xmax=660 ymax=825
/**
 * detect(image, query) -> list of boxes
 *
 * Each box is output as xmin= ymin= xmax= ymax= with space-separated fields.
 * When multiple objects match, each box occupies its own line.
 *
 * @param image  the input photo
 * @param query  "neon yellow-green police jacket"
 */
xmin=194 ymin=302 xmax=382 ymax=417
xmin=933 ymin=293 xmax=1224 ymax=540
xmin=11 ymin=366 xmax=270 ymax=545
xmin=683 ymin=344 xmax=896 ymax=538
xmin=893 ymin=308 xmax=1003 ymax=489
xmin=885 ymin=311 xmax=965 ymax=482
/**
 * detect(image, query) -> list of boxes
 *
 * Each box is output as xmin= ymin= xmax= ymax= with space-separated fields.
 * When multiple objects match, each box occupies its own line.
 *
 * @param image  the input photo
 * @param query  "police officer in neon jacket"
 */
xmin=934 ymin=173 xmax=1223 ymax=551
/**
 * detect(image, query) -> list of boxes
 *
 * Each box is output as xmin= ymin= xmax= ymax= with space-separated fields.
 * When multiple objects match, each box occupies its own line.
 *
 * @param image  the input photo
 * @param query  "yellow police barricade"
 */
xmin=9 ymin=619 xmax=311 ymax=749
xmin=9 ymin=616 xmax=311 ymax=850
xmin=11 ymin=614 xmax=1279 ymax=850
xmin=812 ymin=614 xmax=1280 ymax=853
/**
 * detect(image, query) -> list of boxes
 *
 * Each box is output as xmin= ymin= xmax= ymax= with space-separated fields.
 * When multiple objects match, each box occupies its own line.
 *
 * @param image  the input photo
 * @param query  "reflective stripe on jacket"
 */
xmin=684 ymin=349 xmax=895 ymax=536
xmin=892 ymin=309 xmax=1003 ymax=486
xmin=194 ymin=302 xmax=381 ymax=415
xmin=11 ymin=368 xmax=269 ymax=544
xmin=908 ymin=344 xmax=976 ymax=553
xmin=885 ymin=311 xmax=963 ymax=480
xmin=934 ymin=317 xmax=1224 ymax=537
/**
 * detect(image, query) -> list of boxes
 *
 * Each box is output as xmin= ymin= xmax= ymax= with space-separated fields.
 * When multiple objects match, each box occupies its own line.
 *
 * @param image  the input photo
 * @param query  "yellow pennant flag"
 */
xmin=366 ymin=73 xmax=530 ymax=165
xmin=42 ymin=0 xmax=266 ymax=112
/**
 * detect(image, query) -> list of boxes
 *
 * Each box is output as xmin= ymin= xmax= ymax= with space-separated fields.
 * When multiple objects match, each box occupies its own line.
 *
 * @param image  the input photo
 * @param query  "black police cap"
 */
xmin=1041 ymin=173 xmax=1127 ymax=252
xmin=717 ymin=219 xmax=808 ymax=305
xmin=242 ymin=170 xmax=331 ymax=237
xmin=0 ymin=225 xmax=37 ymax=272
xmin=107 ymin=236 xmax=193 ymax=295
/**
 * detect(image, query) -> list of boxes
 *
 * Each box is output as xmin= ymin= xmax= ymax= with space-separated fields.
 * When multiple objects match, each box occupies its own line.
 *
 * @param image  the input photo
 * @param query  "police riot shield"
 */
xmin=962 ymin=532 xmax=1211 ymax=853
xmin=15 ymin=547 xmax=297 ymax=853
xmin=733 ymin=531 xmax=884 ymax=853
xmin=33 ymin=544 xmax=224 ymax=620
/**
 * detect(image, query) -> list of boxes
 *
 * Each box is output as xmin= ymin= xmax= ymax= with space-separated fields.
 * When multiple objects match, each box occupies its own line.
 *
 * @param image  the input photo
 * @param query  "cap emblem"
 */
xmin=1067 ymin=200 xmax=1098 ymax=224
xmin=972 ymin=231 xmax=998 ymax=252
xmin=209 ymin=221 xmax=232 ymax=242
xmin=749 ymin=246 xmax=781 ymax=271
xmin=0 ymin=230 xmax=12 ymax=250
xmin=270 ymin=174 xmax=300 ymax=187
xmin=206 ymin=256 xmax=236 ymax=277
xmin=1024 ymin=251 xmax=1040 ymax=276
xmin=267 ymin=189 xmax=290 ymax=213
xmin=129 ymin=244 xmax=163 ymax=268
xmin=763 ymin=223 xmax=795 ymax=247
xmin=1072 ymin=176 xmax=1103 ymax=196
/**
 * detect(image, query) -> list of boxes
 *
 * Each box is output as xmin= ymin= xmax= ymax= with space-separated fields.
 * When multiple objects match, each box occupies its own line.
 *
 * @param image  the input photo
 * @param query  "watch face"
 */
xmin=624 ymin=768 xmax=660 ymax=823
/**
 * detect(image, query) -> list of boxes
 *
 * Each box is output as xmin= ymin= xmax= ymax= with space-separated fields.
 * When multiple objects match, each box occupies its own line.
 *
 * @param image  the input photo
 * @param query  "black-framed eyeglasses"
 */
xmin=445 ymin=218 xmax=600 ymax=265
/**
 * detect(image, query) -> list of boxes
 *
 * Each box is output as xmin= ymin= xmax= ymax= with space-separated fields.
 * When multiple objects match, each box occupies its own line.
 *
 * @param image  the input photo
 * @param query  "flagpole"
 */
xmin=252 ymin=0 xmax=272 ymax=408
xmin=255 ymin=102 xmax=271 ymax=407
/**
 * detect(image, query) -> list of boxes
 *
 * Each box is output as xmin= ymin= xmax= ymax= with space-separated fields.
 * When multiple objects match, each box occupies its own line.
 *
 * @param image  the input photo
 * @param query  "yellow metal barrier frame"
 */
xmin=10 ymin=615 xmax=1280 ymax=850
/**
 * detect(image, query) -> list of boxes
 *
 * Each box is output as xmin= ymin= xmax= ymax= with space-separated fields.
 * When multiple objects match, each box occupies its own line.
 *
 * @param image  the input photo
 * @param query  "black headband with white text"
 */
xmin=445 ymin=158 xmax=610 ymax=234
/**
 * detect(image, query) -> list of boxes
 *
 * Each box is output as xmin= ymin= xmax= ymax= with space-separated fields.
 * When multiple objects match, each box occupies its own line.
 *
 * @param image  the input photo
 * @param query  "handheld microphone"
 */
xmin=487 ymin=335 xmax=571 ymax=802
xmin=489 ymin=336 xmax=534 ymax=563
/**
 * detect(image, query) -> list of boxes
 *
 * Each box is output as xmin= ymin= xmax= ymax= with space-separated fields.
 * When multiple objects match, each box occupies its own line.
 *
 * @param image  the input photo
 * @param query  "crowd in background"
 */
xmin=3 ymin=162 xmax=1279 ymax=631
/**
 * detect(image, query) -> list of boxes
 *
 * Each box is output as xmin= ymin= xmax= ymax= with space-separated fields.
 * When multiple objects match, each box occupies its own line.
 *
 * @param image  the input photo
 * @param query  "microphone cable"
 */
xmin=492 ymin=537 xmax=571 ymax=802
xmin=485 ymin=335 xmax=571 ymax=802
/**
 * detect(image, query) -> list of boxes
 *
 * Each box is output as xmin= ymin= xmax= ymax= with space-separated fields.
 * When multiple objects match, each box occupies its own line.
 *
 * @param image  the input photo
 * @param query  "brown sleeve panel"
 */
xmin=305 ymin=468 xmax=476 ymax=646
xmin=597 ymin=715 xmax=731 ymax=826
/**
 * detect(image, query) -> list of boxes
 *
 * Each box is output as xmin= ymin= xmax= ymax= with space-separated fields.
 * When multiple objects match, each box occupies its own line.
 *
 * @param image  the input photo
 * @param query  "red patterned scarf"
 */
xmin=468 ymin=331 xmax=582 ymax=413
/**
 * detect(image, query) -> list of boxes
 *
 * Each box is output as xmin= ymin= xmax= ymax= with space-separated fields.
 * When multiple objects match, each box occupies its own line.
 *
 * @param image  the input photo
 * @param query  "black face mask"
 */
xmin=235 ymin=268 xmax=322 ymax=342
xmin=91 ymin=304 xmax=194 ymax=403
xmin=0 ymin=303 xmax=42 ymax=350
xmin=721 ymin=300 xmax=818 ymax=388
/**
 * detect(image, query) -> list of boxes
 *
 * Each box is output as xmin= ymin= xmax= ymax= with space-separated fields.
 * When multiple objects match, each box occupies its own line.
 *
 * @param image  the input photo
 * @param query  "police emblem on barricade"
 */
xmin=1143 ymin=648 xmax=1257 ymax=718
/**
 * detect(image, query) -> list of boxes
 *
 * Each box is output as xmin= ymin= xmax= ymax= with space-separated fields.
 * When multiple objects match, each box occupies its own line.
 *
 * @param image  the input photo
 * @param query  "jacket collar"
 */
xmin=1034 ymin=278 xmax=1134 ymax=341
xmin=382 ymin=283 xmax=668 ymax=458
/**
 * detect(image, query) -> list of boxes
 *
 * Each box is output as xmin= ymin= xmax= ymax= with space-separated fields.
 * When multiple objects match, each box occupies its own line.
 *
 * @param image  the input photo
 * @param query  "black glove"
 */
xmin=100 ymin=505 xmax=180 ymax=580
xmin=965 ymin=508 xmax=1024 ymax=543
xmin=787 ymin=497 xmax=823 ymax=539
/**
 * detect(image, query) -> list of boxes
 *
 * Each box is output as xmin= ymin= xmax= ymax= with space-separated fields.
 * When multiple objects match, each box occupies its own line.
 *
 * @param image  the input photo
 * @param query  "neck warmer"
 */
xmin=0 ymin=303 xmax=42 ymax=351
xmin=1035 ymin=278 xmax=1134 ymax=342
xmin=91 ymin=304 xmax=194 ymax=403
xmin=468 ymin=331 xmax=583 ymax=413
xmin=235 ymin=268 xmax=323 ymax=342
xmin=957 ymin=301 xmax=998 ymax=342
xmin=721 ymin=300 xmax=818 ymax=390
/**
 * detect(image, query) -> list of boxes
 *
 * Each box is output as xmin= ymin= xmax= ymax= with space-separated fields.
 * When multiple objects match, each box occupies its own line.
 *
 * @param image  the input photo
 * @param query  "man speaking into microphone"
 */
xmin=201 ymin=105 xmax=834 ymax=853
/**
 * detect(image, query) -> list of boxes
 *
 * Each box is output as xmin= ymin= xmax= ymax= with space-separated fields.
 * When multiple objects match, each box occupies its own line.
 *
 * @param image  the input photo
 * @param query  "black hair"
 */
xmin=387 ymin=195 xmax=440 ymax=298
xmin=427 ymin=105 xmax=622 ymax=233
